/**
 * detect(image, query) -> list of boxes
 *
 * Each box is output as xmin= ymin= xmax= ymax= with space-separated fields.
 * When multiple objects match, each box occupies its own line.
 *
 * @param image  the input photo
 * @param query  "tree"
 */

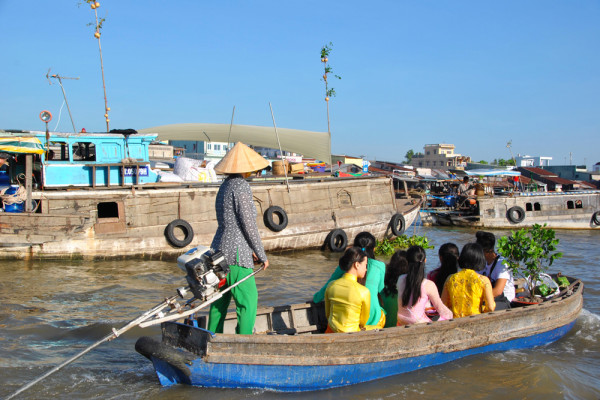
xmin=497 ymin=224 xmax=563 ymax=301
xmin=404 ymin=149 xmax=415 ymax=163
xmin=478 ymin=160 xmax=489 ymax=165
xmin=320 ymin=42 xmax=341 ymax=139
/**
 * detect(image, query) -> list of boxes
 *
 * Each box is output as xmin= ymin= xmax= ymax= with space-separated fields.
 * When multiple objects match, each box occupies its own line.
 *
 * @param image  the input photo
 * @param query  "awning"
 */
xmin=450 ymin=168 xmax=521 ymax=177
xmin=138 ymin=123 xmax=331 ymax=163
xmin=0 ymin=136 xmax=45 ymax=155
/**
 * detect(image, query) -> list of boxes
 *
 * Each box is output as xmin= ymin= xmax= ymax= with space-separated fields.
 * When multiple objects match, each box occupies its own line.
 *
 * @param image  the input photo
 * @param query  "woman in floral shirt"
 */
xmin=207 ymin=142 xmax=270 ymax=335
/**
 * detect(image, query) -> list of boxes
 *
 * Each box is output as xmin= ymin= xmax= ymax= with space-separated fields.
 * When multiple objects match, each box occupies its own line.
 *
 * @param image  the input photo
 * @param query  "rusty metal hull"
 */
xmin=136 ymin=279 xmax=583 ymax=391
xmin=0 ymin=176 xmax=420 ymax=259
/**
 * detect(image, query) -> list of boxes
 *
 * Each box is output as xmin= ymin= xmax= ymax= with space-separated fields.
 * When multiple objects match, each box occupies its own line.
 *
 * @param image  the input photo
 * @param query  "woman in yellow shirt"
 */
xmin=442 ymin=242 xmax=496 ymax=318
xmin=324 ymin=247 xmax=370 ymax=333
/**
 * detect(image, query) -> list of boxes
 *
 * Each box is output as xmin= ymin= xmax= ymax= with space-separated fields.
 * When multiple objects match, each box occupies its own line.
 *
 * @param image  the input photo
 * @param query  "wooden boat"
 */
xmin=421 ymin=191 xmax=600 ymax=229
xmin=135 ymin=275 xmax=583 ymax=391
xmin=0 ymin=130 xmax=421 ymax=259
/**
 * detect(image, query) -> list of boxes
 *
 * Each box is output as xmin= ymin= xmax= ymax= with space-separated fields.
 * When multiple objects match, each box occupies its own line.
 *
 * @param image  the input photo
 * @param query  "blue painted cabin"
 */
xmin=30 ymin=131 xmax=160 ymax=188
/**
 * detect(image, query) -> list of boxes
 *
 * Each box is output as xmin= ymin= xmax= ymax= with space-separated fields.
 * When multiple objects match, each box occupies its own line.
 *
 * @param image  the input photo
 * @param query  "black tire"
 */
xmin=165 ymin=219 xmax=194 ymax=248
xmin=389 ymin=213 xmax=406 ymax=236
xmin=263 ymin=206 xmax=289 ymax=232
xmin=506 ymin=206 xmax=526 ymax=224
xmin=592 ymin=211 xmax=600 ymax=226
xmin=327 ymin=229 xmax=348 ymax=252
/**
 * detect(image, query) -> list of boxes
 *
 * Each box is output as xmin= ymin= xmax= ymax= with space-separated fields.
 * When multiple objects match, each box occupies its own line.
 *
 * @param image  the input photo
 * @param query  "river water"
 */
xmin=1 ymin=226 xmax=599 ymax=399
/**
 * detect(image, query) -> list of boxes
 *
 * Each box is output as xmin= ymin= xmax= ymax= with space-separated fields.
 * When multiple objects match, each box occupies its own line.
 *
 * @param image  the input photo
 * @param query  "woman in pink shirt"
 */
xmin=397 ymin=246 xmax=453 ymax=325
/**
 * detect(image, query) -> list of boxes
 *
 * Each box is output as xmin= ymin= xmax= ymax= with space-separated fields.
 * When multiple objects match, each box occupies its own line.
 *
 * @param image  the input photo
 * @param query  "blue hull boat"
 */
xmin=136 ymin=277 xmax=583 ymax=392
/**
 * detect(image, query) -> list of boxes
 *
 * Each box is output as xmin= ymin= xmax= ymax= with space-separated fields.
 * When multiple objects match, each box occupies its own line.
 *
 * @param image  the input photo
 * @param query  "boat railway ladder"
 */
xmin=85 ymin=162 xmax=145 ymax=189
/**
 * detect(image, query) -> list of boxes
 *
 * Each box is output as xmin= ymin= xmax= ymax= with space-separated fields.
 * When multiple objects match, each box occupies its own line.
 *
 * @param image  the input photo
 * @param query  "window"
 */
xmin=95 ymin=201 xmax=126 ymax=234
xmin=534 ymin=202 xmax=541 ymax=211
xmin=526 ymin=203 xmax=533 ymax=211
xmin=98 ymin=202 xmax=119 ymax=218
xmin=47 ymin=141 xmax=69 ymax=161
xmin=207 ymin=143 xmax=212 ymax=150
xmin=214 ymin=144 xmax=221 ymax=151
xmin=72 ymin=142 xmax=96 ymax=161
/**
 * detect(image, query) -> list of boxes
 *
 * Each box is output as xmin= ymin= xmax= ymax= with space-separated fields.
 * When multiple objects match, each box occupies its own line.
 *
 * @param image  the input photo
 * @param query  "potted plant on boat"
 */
xmin=497 ymin=224 xmax=563 ymax=303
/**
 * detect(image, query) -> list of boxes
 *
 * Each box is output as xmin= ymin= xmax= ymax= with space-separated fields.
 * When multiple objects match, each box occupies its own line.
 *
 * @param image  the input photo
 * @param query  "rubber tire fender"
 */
xmin=389 ymin=213 xmax=406 ymax=236
xmin=506 ymin=206 xmax=526 ymax=224
xmin=327 ymin=229 xmax=348 ymax=252
xmin=592 ymin=211 xmax=600 ymax=226
xmin=165 ymin=219 xmax=194 ymax=248
xmin=263 ymin=206 xmax=289 ymax=232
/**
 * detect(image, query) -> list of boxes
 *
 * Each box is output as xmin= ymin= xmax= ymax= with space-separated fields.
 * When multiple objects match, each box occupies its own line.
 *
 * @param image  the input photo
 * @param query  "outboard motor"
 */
xmin=177 ymin=246 xmax=230 ymax=301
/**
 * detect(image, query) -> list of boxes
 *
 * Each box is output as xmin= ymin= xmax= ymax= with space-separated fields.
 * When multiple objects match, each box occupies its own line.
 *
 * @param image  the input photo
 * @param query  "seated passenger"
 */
xmin=380 ymin=250 xmax=408 ymax=328
xmin=441 ymin=243 xmax=496 ymax=318
xmin=427 ymin=243 xmax=460 ymax=296
xmin=476 ymin=231 xmax=515 ymax=310
xmin=324 ymin=247 xmax=370 ymax=333
xmin=397 ymin=246 xmax=453 ymax=325
xmin=314 ymin=232 xmax=386 ymax=329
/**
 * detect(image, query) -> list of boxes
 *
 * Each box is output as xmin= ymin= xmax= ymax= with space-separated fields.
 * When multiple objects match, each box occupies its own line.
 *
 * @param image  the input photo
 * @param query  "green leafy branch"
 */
xmin=497 ymin=224 xmax=562 ymax=299
xmin=374 ymin=235 xmax=434 ymax=256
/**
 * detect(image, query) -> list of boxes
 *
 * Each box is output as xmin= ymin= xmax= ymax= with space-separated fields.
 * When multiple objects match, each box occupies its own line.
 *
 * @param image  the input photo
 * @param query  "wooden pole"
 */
xmin=25 ymin=154 xmax=32 ymax=212
xmin=227 ymin=105 xmax=235 ymax=149
xmin=269 ymin=102 xmax=290 ymax=193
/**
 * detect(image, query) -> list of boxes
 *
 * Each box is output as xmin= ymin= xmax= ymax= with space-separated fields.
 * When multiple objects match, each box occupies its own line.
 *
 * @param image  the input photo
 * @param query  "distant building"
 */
xmin=409 ymin=144 xmax=470 ymax=169
xmin=593 ymin=162 xmax=600 ymax=173
xmin=515 ymin=154 xmax=552 ymax=167
xmin=254 ymin=147 xmax=302 ymax=163
xmin=517 ymin=167 xmax=576 ymax=192
xmin=169 ymin=140 xmax=231 ymax=162
xmin=545 ymin=165 xmax=600 ymax=190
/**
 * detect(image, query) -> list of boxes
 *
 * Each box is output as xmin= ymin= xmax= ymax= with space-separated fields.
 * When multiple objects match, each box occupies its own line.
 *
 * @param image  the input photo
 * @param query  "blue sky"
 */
xmin=1 ymin=1 xmax=599 ymax=167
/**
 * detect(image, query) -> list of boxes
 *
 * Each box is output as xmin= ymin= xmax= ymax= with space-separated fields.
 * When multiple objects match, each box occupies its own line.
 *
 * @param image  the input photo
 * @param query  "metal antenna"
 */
xmin=46 ymin=68 xmax=79 ymax=133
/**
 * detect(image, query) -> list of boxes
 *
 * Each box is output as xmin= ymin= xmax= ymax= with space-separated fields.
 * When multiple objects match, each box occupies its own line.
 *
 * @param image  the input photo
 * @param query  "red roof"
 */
xmin=520 ymin=167 xmax=556 ymax=176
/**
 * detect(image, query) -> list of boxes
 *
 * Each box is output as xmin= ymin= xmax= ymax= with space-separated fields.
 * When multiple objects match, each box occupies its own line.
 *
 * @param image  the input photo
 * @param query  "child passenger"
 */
xmin=441 ymin=243 xmax=496 ymax=318
xmin=313 ymin=232 xmax=386 ymax=329
xmin=380 ymin=250 xmax=408 ymax=328
xmin=324 ymin=247 xmax=370 ymax=333
xmin=397 ymin=246 xmax=453 ymax=325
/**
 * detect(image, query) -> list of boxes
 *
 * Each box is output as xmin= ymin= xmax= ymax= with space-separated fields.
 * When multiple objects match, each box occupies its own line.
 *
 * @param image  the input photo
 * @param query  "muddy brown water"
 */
xmin=1 ymin=227 xmax=599 ymax=399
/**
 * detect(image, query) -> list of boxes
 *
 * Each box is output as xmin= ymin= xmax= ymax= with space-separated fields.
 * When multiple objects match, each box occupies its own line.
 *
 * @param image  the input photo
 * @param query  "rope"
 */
xmin=1 ymin=185 xmax=27 ymax=205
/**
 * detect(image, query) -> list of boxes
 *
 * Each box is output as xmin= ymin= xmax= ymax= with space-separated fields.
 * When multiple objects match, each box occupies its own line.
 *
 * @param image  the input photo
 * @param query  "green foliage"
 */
xmin=478 ymin=160 xmax=489 ymax=165
xmin=320 ymin=42 xmax=341 ymax=100
xmin=374 ymin=235 xmax=434 ymax=256
xmin=497 ymin=224 xmax=563 ymax=299
xmin=405 ymin=149 xmax=415 ymax=163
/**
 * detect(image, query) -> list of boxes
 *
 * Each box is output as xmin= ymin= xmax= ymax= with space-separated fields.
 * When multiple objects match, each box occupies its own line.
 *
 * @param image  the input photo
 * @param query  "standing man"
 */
xmin=208 ymin=142 xmax=270 ymax=335
xmin=475 ymin=231 xmax=515 ymax=309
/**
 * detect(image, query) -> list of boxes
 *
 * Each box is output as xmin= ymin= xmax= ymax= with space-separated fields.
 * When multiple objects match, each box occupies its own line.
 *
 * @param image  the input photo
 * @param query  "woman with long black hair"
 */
xmin=427 ymin=243 xmax=460 ymax=295
xmin=397 ymin=246 xmax=452 ymax=325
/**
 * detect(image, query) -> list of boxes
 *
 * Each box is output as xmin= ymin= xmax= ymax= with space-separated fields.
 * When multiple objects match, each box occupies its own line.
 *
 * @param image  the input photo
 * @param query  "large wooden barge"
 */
xmin=0 ymin=130 xmax=420 ymax=259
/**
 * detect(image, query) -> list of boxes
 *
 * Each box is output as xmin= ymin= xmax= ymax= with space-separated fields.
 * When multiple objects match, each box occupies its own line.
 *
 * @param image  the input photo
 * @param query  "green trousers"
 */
xmin=208 ymin=265 xmax=258 ymax=335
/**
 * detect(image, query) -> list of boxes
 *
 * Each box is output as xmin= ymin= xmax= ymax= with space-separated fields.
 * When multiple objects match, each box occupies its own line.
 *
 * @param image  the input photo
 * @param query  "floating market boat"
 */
xmin=135 ymin=274 xmax=583 ymax=391
xmin=418 ymin=170 xmax=600 ymax=229
xmin=0 ymin=128 xmax=421 ymax=259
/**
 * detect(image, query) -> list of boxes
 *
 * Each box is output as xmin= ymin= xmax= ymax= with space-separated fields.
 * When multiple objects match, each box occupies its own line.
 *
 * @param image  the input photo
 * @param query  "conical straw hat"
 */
xmin=214 ymin=142 xmax=270 ymax=174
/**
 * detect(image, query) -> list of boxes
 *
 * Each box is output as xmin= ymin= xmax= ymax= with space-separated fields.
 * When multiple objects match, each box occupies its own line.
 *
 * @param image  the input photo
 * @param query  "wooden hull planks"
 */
xmin=0 ymin=176 xmax=421 ymax=259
